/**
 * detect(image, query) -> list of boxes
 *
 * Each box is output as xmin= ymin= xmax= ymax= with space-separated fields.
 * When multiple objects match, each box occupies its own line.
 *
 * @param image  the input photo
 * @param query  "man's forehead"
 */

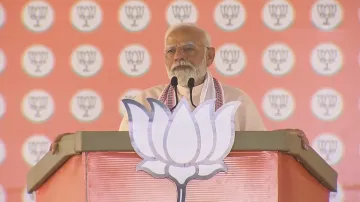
xmin=165 ymin=41 xmax=198 ymax=48
xmin=166 ymin=29 xmax=204 ymax=46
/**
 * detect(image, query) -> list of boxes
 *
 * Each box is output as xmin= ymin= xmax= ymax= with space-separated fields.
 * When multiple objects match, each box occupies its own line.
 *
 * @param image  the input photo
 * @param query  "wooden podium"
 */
xmin=27 ymin=131 xmax=337 ymax=202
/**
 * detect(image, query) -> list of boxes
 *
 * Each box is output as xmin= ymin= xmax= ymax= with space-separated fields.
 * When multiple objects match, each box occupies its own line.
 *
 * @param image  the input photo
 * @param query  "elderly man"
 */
xmin=49 ymin=23 xmax=309 ymax=154
xmin=119 ymin=23 xmax=266 ymax=132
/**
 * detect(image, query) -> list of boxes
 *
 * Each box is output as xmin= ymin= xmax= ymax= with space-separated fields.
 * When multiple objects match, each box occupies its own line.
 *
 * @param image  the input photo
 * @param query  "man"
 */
xmin=119 ymin=23 xmax=266 ymax=132
xmin=50 ymin=23 xmax=309 ymax=154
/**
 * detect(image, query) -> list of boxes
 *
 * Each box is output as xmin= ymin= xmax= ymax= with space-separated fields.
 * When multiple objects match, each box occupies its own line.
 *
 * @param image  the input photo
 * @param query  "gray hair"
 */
xmin=164 ymin=23 xmax=211 ymax=47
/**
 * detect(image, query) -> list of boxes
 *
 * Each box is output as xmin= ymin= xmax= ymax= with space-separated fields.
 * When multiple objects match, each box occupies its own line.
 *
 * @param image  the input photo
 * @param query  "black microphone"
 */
xmin=187 ymin=78 xmax=197 ymax=108
xmin=170 ymin=76 xmax=179 ymax=111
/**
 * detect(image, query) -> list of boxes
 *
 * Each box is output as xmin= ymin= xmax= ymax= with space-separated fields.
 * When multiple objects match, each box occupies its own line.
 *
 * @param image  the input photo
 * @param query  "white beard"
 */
xmin=167 ymin=52 xmax=207 ymax=87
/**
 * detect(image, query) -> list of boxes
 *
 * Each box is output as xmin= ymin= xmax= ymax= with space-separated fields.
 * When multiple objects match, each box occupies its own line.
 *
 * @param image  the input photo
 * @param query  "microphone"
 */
xmin=170 ymin=76 xmax=179 ymax=111
xmin=187 ymin=78 xmax=197 ymax=108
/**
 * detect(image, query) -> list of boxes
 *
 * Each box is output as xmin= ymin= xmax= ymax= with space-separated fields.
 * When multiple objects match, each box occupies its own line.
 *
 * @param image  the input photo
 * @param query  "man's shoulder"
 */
xmin=221 ymin=84 xmax=252 ymax=102
xmin=143 ymin=84 xmax=168 ymax=93
xmin=135 ymin=84 xmax=168 ymax=100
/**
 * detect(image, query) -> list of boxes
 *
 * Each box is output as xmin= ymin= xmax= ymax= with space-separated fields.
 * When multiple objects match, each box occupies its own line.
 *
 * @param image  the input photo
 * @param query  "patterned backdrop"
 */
xmin=0 ymin=0 xmax=359 ymax=201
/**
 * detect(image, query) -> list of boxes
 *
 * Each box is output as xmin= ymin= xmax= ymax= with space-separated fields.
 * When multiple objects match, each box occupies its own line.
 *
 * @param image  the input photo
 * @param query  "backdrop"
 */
xmin=0 ymin=0 xmax=359 ymax=201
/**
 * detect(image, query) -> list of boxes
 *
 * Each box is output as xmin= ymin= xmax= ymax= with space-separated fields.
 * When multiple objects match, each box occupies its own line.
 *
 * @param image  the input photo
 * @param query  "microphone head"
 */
xmin=187 ymin=78 xmax=195 ymax=88
xmin=171 ymin=76 xmax=178 ymax=87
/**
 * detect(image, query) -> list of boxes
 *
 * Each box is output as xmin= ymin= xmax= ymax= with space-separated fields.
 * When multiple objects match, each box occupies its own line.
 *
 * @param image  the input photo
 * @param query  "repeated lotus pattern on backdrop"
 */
xmin=122 ymin=97 xmax=241 ymax=202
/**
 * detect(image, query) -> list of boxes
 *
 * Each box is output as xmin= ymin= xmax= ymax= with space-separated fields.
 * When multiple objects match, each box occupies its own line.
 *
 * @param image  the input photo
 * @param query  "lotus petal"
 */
xmin=165 ymin=98 xmax=199 ymax=164
xmin=197 ymin=163 xmax=227 ymax=177
xmin=122 ymin=99 xmax=154 ymax=158
xmin=168 ymin=165 xmax=196 ymax=185
xmin=208 ymin=101 xmax=241 ymax=162
xmin=193 ymin=99 xmax=216 ymax=163
xmin=147 ymin=98 xmax=171 ymax=161
xmin=137 ymin=160 xmax=167 ymax=176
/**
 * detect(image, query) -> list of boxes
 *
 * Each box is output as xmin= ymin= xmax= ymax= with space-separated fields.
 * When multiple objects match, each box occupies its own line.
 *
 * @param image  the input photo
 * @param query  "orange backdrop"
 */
xmin=0 ymin=0 xmax=359 ymax=201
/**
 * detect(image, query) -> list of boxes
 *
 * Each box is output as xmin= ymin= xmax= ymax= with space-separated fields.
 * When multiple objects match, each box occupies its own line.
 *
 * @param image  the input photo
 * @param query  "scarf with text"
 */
xmin=158 ymin=71 xmax=225 ymax=111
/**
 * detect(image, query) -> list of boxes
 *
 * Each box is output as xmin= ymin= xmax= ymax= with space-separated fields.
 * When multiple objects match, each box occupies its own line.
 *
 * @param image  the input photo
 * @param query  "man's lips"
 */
xmin=173 ymin=65 xmax=192 ymax=71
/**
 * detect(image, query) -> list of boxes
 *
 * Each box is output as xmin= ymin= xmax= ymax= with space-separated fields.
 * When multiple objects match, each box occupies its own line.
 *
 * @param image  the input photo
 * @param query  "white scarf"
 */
xmin=159 ymin=71 xmax=225 ymax=111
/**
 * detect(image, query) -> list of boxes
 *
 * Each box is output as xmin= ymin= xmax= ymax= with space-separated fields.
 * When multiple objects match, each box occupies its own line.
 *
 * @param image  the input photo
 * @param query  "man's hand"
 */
xmin=49 ymin=133 xmax=73 ymax=154
xmin=274 ymin=128 xmax=310 ymax=150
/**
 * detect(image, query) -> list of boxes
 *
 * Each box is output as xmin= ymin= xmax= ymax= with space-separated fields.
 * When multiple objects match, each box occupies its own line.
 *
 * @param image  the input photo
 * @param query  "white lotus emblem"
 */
xmin=122 ymin=97 xmax=241 ymax=202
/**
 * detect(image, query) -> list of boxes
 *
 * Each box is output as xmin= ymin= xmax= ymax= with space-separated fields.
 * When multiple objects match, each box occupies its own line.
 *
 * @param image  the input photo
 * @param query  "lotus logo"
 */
xmin=71 ymin=89 xmax=103 ymax=122
xmin=0 ymin=139 xmax=6 ymax=165
xmin=22 ymin=135 xmax=51 ymax=166
xmin=119 ymin=44 xmax=151 ymax=77
xmin=0 ymin=49 xmax=6 ymax=74
xmin=262 ymin=43 xmax=295 ymax=76
xmin=329 ymin=183 xmax=343 ymax=202
xmin=262 ymin=0 xmax=295 ymax=31
xmin=0 ymin=3 xmax=5 ymax=29
xmin=312 ymin=133 xmax=343 ymax=165
xmin=119 ymin=89 xmax=142 ymax=116
xmin=166 ymin=0 xmax=198 ymax=25
xmin=22 ymin=44 xmax=55 ymax=77
xmin=22 ymin=0 xmax=54 ymax=33
xmin=214 ymin=0 xmax=246 ymax=31
xmin=311 ymin=43 xmax=342 ymax=76
xmin=0 ymin=94 xmax=5 ymax=119
xmin=23 ymin=186 xmax=36 ymax=202
xmin=71 ymin=44 xmax=103 ymax=77
xmin=122 ymin=98 xmax=241 ymax=202
xmin=311 ymin=88 xmax=343 ymax=121
xmin=71 ymin=0 xmax=103 ymax=32
xmin=22 ymin=90 xmax=55 ymax=123
xmin=214 ymin=43 xmax=246 ymax=76
xmin=118 ymin=0 xmax=151 ymax=32
xmin=0 ymin=184 xmax=5 ymax=202
xmin=311 ymin=0 xmax=343 ymax=31
xmin=262 ymin=88 xmax=295 ymax=121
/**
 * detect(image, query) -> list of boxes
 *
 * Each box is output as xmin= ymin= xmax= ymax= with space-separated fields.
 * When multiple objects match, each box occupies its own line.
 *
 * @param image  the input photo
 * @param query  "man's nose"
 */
xmin=174 ymin=48 xmax=186 ymax=61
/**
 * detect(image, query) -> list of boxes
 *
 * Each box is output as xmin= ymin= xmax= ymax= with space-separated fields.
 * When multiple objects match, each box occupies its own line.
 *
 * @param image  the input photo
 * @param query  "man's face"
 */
xmin=164 ymin=27 xmax=214 ymax=87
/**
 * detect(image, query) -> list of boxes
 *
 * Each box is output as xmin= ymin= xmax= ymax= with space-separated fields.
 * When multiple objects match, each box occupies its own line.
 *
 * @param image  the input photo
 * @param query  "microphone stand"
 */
xmin=170 ymin=76 xmax=179 ymax=112
xmin=187 ymin=78 xmax=197 ymax=108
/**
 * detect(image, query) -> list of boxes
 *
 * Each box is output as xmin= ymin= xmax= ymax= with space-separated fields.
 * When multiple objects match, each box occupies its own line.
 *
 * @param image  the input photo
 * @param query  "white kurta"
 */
xmin=119 ymin=83 xmax=267 ymax=132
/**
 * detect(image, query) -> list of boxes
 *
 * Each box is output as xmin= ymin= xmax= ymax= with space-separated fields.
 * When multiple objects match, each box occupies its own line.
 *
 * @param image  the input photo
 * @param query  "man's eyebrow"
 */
xmin=180 ymin=41 xmax=196 ymax=46
xmin=165 ymin=41 xmax=197 ymax=49
xmin=165 ymin=45 xmax=176 ymax=49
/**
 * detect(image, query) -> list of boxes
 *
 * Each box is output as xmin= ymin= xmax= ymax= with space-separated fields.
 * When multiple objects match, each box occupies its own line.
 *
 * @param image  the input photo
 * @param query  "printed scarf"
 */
xmin=158 ymin=71 xmax=224 ymax=111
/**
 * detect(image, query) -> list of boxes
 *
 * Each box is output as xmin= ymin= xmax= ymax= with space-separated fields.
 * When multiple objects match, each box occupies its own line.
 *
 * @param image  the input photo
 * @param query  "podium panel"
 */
xmin=35 ymin=151 xmax=328 ymax=202
xmin=27 ymin=131 xmax=337 ymax=202
xmin=35 ymin=155 xmax=85 ymax=202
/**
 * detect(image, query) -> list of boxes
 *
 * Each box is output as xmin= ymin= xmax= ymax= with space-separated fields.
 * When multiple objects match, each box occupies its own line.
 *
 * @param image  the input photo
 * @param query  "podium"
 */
xmin=27 ymin=131 xmax=337 ymax=202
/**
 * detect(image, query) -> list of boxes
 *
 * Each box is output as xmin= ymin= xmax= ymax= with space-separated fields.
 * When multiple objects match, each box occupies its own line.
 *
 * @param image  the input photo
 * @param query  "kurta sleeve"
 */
xmin=233 ymin=91 xmax=267 ymax=131
xmin=119 ymin=92 xmax=150 ymax=131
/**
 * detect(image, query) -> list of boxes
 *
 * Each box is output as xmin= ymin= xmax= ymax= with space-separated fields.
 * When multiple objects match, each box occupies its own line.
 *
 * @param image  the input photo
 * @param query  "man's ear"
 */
xmin=206 ymin=47 xmax=215 ymax=67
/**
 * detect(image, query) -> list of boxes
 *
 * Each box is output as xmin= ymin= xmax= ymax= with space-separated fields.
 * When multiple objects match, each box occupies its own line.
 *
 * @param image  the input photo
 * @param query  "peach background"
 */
xmin=0 ymin=0 xmax=359 ymax=201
